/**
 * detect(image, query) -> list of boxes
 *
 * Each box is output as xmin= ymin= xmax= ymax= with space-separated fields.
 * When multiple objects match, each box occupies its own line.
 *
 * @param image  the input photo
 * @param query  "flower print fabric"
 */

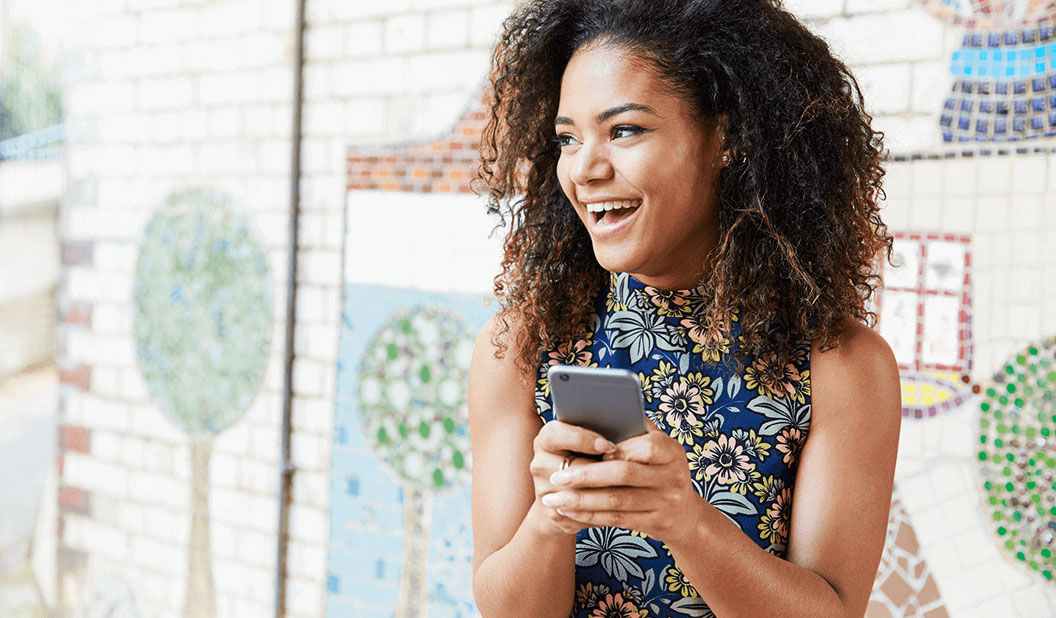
xmin=536 ymin=272 xmax=812 ymax=618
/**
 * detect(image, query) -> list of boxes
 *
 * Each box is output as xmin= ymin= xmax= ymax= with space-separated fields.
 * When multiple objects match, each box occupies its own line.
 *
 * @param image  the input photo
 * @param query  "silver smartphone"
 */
xmin=547 ymin=365 xmax=649 ymax=444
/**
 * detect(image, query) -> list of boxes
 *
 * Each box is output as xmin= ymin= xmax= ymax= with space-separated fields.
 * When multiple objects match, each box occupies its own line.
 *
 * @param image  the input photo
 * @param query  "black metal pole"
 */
xmin=275 ymin=0 xmax=306 ymax=615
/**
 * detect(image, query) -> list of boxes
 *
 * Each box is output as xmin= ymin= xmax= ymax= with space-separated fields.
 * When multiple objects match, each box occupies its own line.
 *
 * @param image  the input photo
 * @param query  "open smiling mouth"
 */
xmin=587 ymin=199 xmax=642 ymax=224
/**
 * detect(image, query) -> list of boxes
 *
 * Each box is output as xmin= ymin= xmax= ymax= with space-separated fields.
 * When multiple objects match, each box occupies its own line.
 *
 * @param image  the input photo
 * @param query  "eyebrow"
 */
xmin=554 ymin=102 xmax=658 ymax=127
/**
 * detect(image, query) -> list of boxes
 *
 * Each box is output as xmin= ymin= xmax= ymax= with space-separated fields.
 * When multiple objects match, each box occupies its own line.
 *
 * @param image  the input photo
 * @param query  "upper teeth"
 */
xmin=586 ymin=200 xmax=642 ymax=213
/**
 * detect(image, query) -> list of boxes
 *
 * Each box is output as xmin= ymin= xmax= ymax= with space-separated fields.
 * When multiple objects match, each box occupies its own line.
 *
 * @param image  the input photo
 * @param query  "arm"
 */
xmin=469 ymin=315 xmax=615 ymax=618
xmin=550 ymin=322 xmax=901 ymax=618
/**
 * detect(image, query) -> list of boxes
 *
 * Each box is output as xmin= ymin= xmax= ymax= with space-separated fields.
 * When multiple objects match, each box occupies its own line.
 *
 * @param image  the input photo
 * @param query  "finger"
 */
xmin=610 ymin=431 xmax=681 ymax=465
xmin=555 ymin=510 xmax=643 ymax=531
xmin=536 ymin=420 xmax=617 ymax=457
xmin=542 ymin=488 xmax=653 ymax=512
xmin=549 ymin=459 xmax=650 ymax=488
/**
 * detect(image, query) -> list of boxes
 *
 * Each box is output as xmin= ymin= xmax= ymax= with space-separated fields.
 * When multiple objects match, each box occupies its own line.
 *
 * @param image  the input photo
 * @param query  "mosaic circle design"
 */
xmin=920 ymin=0 xmax=1056 ymax=27
xmin=357 ymin=306 xmax=474 ymax=491
xmin=133 ymin=188 xmax=272 ymax=436
xmin=978 ymin=336 xmax=1056 ymax=581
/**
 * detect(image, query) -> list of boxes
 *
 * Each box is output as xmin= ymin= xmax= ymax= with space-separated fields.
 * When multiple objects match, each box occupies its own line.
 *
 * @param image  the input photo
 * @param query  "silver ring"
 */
xmin=560 ymin=455 xmax=575 ymax=471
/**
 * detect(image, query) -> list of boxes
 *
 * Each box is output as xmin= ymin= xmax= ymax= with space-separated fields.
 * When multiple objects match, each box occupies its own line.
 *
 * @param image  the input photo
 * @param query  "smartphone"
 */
xmin=547 ymin=365 xmax=649 ymax=444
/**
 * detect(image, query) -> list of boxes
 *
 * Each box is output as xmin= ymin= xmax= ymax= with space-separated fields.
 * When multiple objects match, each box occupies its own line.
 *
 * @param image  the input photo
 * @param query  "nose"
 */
xmin=568 ymin=139 xmax=613 ymax=186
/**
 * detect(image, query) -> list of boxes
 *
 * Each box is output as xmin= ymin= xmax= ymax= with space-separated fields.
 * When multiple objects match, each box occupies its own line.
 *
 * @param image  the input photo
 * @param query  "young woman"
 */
xmin=468 ymin=1 xmax=901 ymax=617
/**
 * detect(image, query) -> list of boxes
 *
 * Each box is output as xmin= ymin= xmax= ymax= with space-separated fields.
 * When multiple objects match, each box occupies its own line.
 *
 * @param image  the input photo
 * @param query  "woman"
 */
xmin=468 ymin=1 xmax=901 ymax=617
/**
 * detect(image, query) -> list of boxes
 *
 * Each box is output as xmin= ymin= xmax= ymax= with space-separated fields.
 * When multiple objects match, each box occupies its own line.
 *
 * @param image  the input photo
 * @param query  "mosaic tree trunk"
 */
xmin=133 ymin=189 xmax=272 ymax=618
xmin=357 ymin=306 xmax=474 ymax=618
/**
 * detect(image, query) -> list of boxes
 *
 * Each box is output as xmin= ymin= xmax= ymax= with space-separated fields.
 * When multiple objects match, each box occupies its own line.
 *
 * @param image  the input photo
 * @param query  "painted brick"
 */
xmin=292 ymin=469 xmax=328 ymax=508
xmin=406 ymin=50 xmax=489 ymax=92
xmin=816 ymin=12 xmax=944 ymax=66
xmin=72 ymin=517 xmax=129 ymax=562
xmin=92 ymin=303 xmax=133 ymax=336
xmin=385 ymin=14 xmax=427 ymax=54
xmin=306 ymin=24 xmax=346 ymax=60
xmin=427 ymin=9 xmax=469 ymax=49
xmin=291 ymin=396 xmax=332 ymax=435
xmin=59 ymin=365 xmax=91 ymax=390
xmin=286 ymin=576 xmax=324 ymax=615
xmin=288 ymin=541 xmax=326 ymax=581
xmin=65 ymin=330 xmax=135 ymax=367
xmin=234 ymin=597 xmax=273 ymax=618
xmin=258 ymin=67 xmax=295 ymax=103
xmin=344 ymin=20 xmax=384 ymax=58
xmin=60 ymin=425 xmax=91 ymax=454
xmin=91 ymin=429 xmax=122 ymax=461
xmin=129 ymin=470 xmax=187 ymax=510
xmin=199 ymin=72 xmax=261 ymax=105
xmin=291 ymin=432 xmax=328 ymax=471
xmin=332 ymin=0 xmax=412 ymax=19
xmin=61 ymin=241 xmax=94 ymax=268
xmin=288 ymin=504 xmax=327 ymax=545
xmin=79 ymin=394 xmax=131 ymax=432
xmin=197 ymin=1 xmax=261 ymax=38
xmin=128 ymin=405 xmax=186 ymax=443
xmin=262 ymin=0 xmax=295 ymax=30
xmin=243 ymin=105 xmax=285 ymax=138
xmin=121 ymin=368 xmax=151 ymax=404
xmin=782 ymin=0 xmax=843 ymax=19
xmin=332 ymin=58 xmax=406 ymax=97
xmin=213 ymin=558 xmax=250 ymax=595
xmin=131 ymin=537 xmax=183 ymax=575
xmin=977 ymin=157 xmax=1014 ymax=195
xmin=69 ymin=82 xmax=136 ymax=116
xmin=136 ymin=77 xmax=195 ymax=110
xmin=59 ymin=486 xmax=91 ymax=516
xmin=143 ymin=506 xmax=188 ymax=544
xmin=63 ymin=453 xmax=128 ymax=497
xmin=872 ymin=115 xmax=935 ymax=154
xmin=304 ymin=101 xmax=345 ymax=136
xmin=213 ymin=522 xmax=238 ymax=559
xmin=236 ymin=528 xmax=276 ymax=568
xmin=88 ymin=15 xmax=139 ymax=49
xmin=238 ymin=457 xmax=277 ymax=495
xmin=469 ymin=5 xmax=510 ymax=47
xmin=139 ymin=8 xmax=200 ymax=43
xmin=195 ymin=143 xmax=258 ymax=175
xmin=250 ymin=425 xmax=282 ymax=461
xmin=845 ymin=0 xmax=910 ymax=12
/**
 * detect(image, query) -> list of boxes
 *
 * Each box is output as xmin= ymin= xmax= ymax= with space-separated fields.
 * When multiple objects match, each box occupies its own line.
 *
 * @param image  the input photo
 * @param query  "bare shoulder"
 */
xmin=809 ymin=319 xmax=901 ymax=429
xmin=468 ymin=312 xmax=538 ymax=424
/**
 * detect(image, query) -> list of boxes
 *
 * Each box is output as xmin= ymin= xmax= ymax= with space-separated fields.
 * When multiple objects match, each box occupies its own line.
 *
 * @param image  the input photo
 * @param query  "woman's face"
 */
xmin=555 ymin=44 xmax=726 ymax=291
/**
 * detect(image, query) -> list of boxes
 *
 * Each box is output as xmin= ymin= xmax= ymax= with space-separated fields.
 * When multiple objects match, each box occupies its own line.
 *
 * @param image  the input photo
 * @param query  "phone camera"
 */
xmin=559 ymin=374 xmax=569 ymax=381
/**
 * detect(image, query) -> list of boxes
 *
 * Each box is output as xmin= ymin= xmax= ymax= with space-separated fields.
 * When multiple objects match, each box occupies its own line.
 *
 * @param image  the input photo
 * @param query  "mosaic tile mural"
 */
xmin=978 ymin=335 xmax=1056 ymax=582
xmin=919 ymin=0 xmax=1056 ymax=142
xmin=327 ymin=285 xmax=493 ymax=618
xmin=877 ymin=233 xmax=974 ymax=418
xmin=867 ymin=488 xmax=948 ymax=618
xmin=132 ymin=187 xmax=272 ymax=617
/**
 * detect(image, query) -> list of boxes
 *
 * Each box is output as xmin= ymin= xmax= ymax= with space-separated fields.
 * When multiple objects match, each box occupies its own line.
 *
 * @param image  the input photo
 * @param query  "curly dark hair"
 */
xmin=477 ymin=0 xmax=891 ymax=372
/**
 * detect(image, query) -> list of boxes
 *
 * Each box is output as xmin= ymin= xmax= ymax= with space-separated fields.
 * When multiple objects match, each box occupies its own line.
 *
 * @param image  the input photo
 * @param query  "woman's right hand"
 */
xmin=528 ymin=420 xmax=617 ymax=535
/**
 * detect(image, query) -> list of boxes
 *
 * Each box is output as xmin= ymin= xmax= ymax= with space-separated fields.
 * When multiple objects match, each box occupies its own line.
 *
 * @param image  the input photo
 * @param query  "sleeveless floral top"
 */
xmin=535 ymin=272 xmax=812 ymax=618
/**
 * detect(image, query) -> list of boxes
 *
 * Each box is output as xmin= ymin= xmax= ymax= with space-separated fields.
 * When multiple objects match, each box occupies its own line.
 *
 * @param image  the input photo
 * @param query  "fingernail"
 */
xmin=556 ymin=509 xmax=568 ymax=517
xmin=595 ymin=438 xmax=617 ymax=453
xmin=549 ymin=470 xmax=571 ymax=485
xmin=542 ymin=493 xmax=565 ymax=507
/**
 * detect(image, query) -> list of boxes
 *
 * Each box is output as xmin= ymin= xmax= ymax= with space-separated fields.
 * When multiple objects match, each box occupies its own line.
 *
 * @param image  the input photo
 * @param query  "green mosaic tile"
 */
xmin=357 ymin=305 xmax=474 ymax=492
xmin=979 ymin=335 xmax=1056 ymax=579
xmin=133 ymin=188 xmax=272 ymax=436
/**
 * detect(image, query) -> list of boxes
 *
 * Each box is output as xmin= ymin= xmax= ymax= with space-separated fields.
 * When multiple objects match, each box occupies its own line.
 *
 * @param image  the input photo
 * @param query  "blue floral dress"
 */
xmin=535 ymin=272 xmax=812 ymax=618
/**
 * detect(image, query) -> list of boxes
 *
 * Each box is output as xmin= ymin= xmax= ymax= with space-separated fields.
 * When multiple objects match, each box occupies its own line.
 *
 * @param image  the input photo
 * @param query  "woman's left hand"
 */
xmin=540 ymin=420 xmax=703 ymax=546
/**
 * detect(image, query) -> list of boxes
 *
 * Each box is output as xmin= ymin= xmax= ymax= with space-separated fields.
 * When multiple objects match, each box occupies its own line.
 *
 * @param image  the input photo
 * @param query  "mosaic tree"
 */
xmin=357 ymin=306 xmax=474 ymax=618
xmin=133 ymin=189 xmax=272 ymax=618
xmin=919 ymin=0 xmax=1056 ymax=142
xmin=979 ymin=336 xmax=1056 ymax=582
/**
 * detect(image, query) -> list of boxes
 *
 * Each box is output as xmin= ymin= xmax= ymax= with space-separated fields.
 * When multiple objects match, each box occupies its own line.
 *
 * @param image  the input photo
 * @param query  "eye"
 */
xmin=611 ymin=125 xmax=645 ymax=139
xmin=553 ymin=134 xmax=579 ymax=148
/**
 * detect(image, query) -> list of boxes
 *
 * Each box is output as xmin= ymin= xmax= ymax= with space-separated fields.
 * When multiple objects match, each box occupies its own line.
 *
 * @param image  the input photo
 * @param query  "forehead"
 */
xmin=558 ymin=45 xmax=676 ymax=114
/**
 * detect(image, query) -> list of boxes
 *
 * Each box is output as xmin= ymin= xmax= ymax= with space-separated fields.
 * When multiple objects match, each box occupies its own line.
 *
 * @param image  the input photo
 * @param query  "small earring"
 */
xmin=721 ymin=153 xmax=731 ymax=164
